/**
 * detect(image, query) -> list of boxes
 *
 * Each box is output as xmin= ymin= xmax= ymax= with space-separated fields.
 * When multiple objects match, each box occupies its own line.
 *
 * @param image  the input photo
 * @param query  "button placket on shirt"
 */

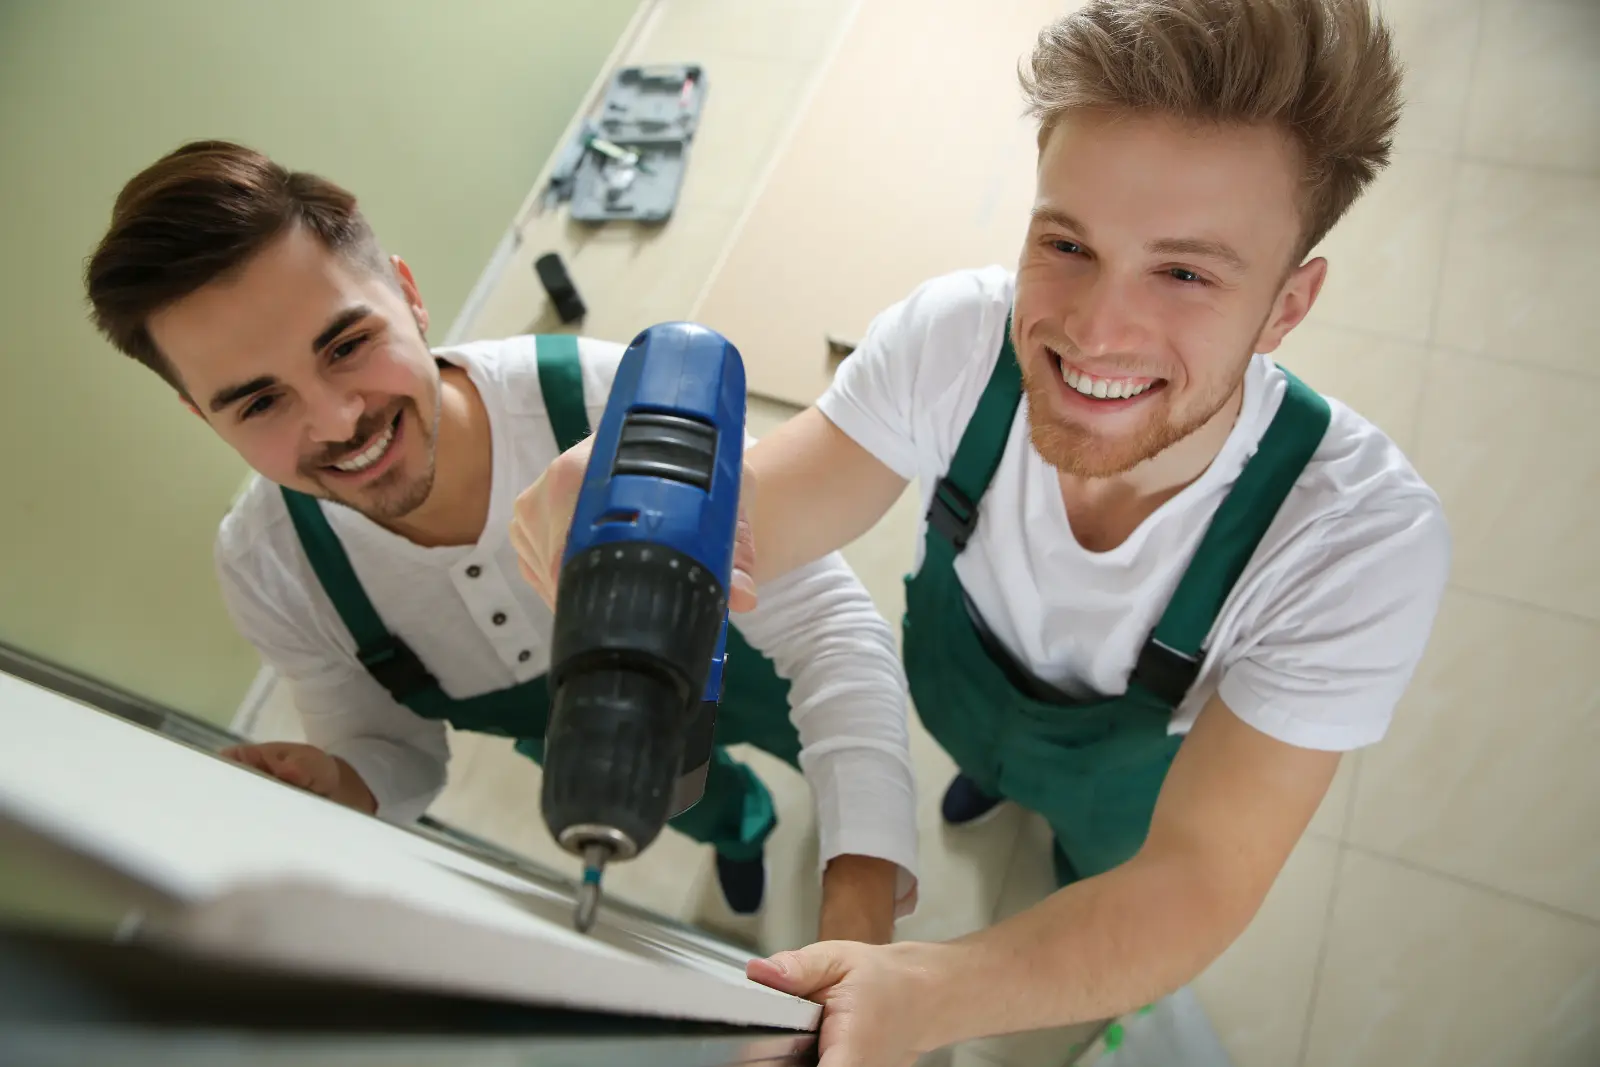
xmin=458 ymin=557 xmax=539 ymax=677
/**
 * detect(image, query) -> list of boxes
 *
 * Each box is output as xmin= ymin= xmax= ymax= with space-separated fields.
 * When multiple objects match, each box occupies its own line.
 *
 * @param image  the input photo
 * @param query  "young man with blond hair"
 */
xmin=85 ymin=142 xmax=919 ymax=944
xmin=512 ymin=0 xmax=1450 ymax=1060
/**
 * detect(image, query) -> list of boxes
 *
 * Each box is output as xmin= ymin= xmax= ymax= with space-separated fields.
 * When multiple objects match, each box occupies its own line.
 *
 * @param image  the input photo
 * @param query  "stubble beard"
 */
xmin=1020 ymin=354 xmax=1245 ymax=479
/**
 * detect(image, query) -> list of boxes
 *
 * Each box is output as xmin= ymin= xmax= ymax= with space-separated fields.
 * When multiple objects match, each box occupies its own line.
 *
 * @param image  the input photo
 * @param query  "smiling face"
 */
xmin=147 ymin=225 xmax=443 ymax=521
xmin=1014 ymin=110 xmax=1326 ymax=478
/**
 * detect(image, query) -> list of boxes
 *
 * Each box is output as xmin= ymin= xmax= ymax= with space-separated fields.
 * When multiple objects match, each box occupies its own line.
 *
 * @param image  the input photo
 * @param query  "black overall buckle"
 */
xmin=360 ymin=636 xmax=439 ymax=703
xmin=1128 ymin=638 xmax=1201 ymax=708
xmin=928 ymin=478 xmax=980 ymax=550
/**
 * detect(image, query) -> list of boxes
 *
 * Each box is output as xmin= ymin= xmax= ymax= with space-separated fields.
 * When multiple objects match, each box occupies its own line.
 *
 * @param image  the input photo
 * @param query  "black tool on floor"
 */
xmin=534 ymin=253 xmax=586 ymax=325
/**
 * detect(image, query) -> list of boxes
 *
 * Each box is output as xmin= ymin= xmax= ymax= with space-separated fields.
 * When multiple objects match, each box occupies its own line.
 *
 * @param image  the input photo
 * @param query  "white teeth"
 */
xmin=332 ymin=422 xmax=395 ymax=473
xmin=1060 ymin=363 xmax=1155 ymax=401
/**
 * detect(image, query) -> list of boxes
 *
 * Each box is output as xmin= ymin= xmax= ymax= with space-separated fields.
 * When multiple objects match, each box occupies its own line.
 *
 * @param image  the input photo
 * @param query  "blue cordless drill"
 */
xmin=540 ymin=322 xmax=747 ymax=933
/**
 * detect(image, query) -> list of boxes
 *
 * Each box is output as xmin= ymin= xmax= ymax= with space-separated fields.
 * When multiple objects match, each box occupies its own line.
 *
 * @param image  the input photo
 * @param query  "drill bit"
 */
xmin=574 ymin=842 xmax=612 ymax=933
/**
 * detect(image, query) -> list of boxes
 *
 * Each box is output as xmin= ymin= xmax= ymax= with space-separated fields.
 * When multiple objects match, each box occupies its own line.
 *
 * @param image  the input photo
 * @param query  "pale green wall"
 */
xmin=0 ymin=0 xmax=638 ymax=724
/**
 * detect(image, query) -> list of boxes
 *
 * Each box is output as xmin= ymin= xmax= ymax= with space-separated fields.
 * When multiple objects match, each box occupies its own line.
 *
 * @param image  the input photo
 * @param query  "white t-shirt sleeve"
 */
xmin=729 ymin=551 xmax=920 ymax=913
xmin=576 ymin=336 xmax=627 ymax=429
xmin=1216 ymin=500 xmax=1452 ymax=751
xmin=214 ymin=528 xmax=450 ymax=824
xmin=817 ymin=267 xmax=1013 ymax=481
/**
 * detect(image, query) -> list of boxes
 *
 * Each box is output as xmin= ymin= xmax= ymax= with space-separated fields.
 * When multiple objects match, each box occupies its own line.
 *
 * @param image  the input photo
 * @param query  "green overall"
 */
xmin=278 ymin=335 xmax=799 ymax=861
xmin=903 ymin=324 xmax=1330 ymax=886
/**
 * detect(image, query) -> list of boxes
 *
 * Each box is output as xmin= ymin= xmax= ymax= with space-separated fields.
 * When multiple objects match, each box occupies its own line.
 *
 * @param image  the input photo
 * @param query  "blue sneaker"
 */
xmin=715 ymin=852 xmax=766 ymax=914
xmin=941 ymin=774 xmax=1005 ymax=826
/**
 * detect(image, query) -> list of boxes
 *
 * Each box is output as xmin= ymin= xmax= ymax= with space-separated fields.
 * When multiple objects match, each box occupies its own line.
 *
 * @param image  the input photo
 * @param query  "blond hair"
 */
xmin=1021 ymin=0 xmax=1402 ymax=257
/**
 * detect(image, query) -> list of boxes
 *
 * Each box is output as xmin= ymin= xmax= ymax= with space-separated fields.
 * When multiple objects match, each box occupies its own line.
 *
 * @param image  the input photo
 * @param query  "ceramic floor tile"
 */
xmin=955 ymin=814 xmax=1100 ymax=1067
xmin=1432 ymin=163 xmax=1600 ymax=374
xmin=895 ymin=720 xmax=1027 ymax=945
xmin=917 ymin=1048 xmax=1003 ymax=1067
xmin=1193 ymin=836 xmax=1341 ymax=1067
xmin=1411 ymin=349 xmax=1600 ymax=620
xmin=990 ymin=812 xmax=1058 ymax=925
xmin=470 ymin=203 xmax=742 ymax=346
xmin=1464 ymin=0 xmax=1600 ymax=174
xmin=667 ymin=55 xmax=816 ymax=214
xmin=1271 ymin=322 xmax=1429 ymax=454
xmin=1302 ymin=850 xmax=1600 ymax=1067
xmin=1375 ymin=0 xmax=1483 ymax=156
xmin=1306 ymin=750 xmax=1360 ymax=842
xmin=1349 ymin=588 xmax=1600 ymax=921
xmin=1303 ymin=149 xmax=1457 ymax=344
xmin=630 ymin=0 xmax=856 ymax=64
xmin=680 ymin=744 xmax=824 ymax=954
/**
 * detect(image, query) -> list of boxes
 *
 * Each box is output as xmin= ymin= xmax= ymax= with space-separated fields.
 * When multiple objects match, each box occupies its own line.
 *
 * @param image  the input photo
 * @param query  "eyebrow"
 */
xmin=312 ymin=305 xmax=372 ymax=354
xmin=1031 ymin=207 xmax=1249 ymax=272
xmin=209 ymin=375 xmax=278 ymax=413
xmin=207 ymin=305 xmax=374 ymax=413
xmin=1149 ymin=236 xmax=1248 ymax=272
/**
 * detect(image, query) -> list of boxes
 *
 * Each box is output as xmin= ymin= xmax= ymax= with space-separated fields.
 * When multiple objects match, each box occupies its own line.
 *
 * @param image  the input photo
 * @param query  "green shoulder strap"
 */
xmin=280 ymin=488 xmax=442 ymax=705
xmin=927 ymin=315 xmax=1023 ymax=551
xmin=1148 ymin=368 xmax=1332 ymax=659
xmin=280 ymin=338 xmax=596 ymax=712
xmin=535 ymin=334 xmax=590 ymax=452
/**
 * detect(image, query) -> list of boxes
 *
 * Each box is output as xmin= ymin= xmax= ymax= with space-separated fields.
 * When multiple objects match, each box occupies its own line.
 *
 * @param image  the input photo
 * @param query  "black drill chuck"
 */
xmin=541 ymin=541 xmax=728 ymax=860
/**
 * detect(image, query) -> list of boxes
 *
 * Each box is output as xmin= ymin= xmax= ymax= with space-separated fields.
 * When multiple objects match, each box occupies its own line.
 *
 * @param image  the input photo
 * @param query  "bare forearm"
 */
xmin=922 ymin=851 xmax=1247 ymax=1047
xmin=746 ymin=409 xmax=908 ymax=584
xmin=330 ymin=756 xmax=378 ymax=815
xmin=818 ymin=854 xmax=900 ymax=945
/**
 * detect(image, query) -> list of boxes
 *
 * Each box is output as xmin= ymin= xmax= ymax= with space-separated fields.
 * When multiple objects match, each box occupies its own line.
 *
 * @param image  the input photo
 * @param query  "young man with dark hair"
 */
xmin=86 ymin=140 xmax=918 ymax=944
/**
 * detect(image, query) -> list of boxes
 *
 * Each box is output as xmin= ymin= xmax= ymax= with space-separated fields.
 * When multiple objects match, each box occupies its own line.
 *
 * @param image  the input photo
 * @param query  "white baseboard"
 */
xmin=231 ymin=664 xmax=279 ymax=738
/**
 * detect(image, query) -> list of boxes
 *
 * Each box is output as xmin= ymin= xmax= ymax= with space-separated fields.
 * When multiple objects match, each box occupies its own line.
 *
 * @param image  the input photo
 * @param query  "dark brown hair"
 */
xmin=86 ymin=140 xmax=387 ymax=392
xmin=1020 ymin=0 xmax=1403 ymax=258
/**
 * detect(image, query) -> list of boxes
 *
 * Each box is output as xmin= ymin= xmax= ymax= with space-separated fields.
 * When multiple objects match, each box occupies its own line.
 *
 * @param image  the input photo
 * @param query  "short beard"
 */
xmin=305 ymin=373 xmax=442 ymax=522
xmin=1020 ymin=359 xmax=1240 ymax=479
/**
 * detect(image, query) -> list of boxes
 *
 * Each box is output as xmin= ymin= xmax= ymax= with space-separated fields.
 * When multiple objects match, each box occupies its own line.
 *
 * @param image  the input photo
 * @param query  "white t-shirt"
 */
xmin=216 ymin=335 xmax=917 ymax=901
xmin=818 ymin=266 xmax=1451 ymax=751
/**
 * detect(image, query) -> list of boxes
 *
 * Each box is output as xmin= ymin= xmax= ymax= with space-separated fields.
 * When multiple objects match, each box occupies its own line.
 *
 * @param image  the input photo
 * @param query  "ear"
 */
xmin=391 ymin=254 xmax=429 ymax=334
xmin=182 ymin=396 xmax=203 ymax=418
xmin=1254 ymin=257 xmax=1327 ymax=355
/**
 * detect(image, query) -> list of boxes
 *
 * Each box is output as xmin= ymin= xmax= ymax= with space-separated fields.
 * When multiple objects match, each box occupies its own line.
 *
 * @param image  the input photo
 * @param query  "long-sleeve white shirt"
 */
xmin=215 ymin=334 xmax=918 ymax=903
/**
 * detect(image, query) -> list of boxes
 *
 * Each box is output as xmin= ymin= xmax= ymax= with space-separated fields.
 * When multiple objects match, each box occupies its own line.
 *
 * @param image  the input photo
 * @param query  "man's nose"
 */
xmin=1066 ymin=273 xmax=1149 ymax=361
xmin=304 ymin=381 xmax=363 ymax=444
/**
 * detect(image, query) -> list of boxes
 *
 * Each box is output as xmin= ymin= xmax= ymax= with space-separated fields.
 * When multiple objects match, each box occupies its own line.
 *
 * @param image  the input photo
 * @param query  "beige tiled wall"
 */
xmin=1193 ymin=2 xmax=1600 ymax=1064
xmin=251 ymin=1 xmax=1600 ymax=1064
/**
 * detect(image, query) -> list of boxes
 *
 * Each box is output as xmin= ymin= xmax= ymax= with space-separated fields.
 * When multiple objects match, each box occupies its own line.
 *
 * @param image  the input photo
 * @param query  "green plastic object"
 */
xmin=1105 ymin=1022 xmax=1125 ymax=1050
xmin=1138 ymin=1004 xmax=1155 ymax=1016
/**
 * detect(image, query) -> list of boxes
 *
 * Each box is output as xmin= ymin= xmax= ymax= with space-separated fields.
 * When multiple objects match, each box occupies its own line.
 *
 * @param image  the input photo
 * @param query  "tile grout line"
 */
xmin=685 ymin=0 xmax=864 ymax=323
xmin=1293 ymin=320 xmax=1600 ymax=384
xmin=1445 ymin=580 xmax=1600 ymax=630
xmin=1413 ymin=0 xmax=1486 ymax=451
xmin=1294 ymin=841 xmax=1350 ymax=1067
xmin=1401 ymin=0 xmax=1488 ymax=468
xmin=1456 ymin=154 xmax=1600 ymax=182
xmin=1339 ymin=841 xmax=1600 ymax=928
xmin=1338 ymin=749 xmax=1362 ymax=844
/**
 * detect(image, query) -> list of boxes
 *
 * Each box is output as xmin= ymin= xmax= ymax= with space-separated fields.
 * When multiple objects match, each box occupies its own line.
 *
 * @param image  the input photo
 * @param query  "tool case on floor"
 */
xmin=566 ymin=63 xmax=706 ymax=224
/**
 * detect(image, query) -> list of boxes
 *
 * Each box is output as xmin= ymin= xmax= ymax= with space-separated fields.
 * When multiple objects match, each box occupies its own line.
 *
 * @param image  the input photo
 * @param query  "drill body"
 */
xmin=541 ymin=322 xmax=747 ymax=930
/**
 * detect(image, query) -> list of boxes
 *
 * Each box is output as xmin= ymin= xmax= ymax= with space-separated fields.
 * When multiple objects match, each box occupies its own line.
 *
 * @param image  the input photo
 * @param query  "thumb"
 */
xmin=728 ymin=458 xmax=760 ymax=613
xmin=746 ymin=943 xmax=850 ymax=999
